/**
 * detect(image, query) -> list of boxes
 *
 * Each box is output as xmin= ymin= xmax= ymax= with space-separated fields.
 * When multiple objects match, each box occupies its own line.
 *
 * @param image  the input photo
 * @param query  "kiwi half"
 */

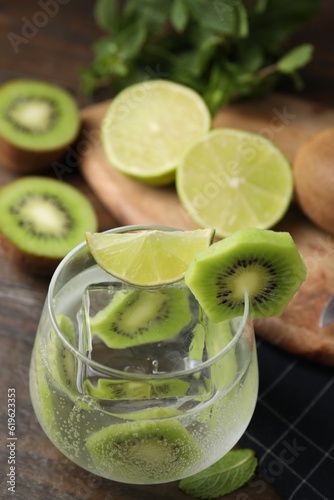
xmin=185 ymin=228 xmax=306 ymax=322
xmin=0 ymin=79 xmax=81 ymax=173
xmin=86 ymin=417 xmax=201 ymax=483
xmin=90 ymin=286 xmax=192 ymax=348
xmin=0 ymin=176 xmax=97 ymax=276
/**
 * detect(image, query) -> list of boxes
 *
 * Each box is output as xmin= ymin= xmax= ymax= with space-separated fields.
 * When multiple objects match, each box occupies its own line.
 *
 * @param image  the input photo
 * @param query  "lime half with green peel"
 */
xmin=101 ymin=80 xmax=211 ymax=185
xmin=176 ymin=128 xmax=293 ymax=237
xmin=86 ymin=228 xmax=215 ymax=286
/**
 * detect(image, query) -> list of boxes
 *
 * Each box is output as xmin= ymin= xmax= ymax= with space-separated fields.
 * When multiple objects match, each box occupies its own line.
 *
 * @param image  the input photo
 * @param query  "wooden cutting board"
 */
xmin=79 ymin=93 xmax=334 ymax=366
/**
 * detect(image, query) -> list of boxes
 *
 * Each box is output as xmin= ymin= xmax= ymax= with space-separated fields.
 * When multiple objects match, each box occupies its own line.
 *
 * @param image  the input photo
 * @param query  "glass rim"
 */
xmin=47 ymin=225 xmax=252 ymax=381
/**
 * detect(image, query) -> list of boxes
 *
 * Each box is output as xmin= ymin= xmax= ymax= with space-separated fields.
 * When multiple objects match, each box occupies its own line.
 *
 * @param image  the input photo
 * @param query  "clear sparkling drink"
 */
xmin=29 ymin=228 xmax=258 ymax=484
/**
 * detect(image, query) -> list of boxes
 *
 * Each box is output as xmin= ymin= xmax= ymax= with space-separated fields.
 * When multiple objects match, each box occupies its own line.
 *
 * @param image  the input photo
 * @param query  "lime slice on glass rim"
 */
xmin=176 ymin=129 xmax=293 ymax=237
xmin=85 ymin=228 xmax=215 ymax=287
xmin=101 ymin=80 xmax=211 ymax=186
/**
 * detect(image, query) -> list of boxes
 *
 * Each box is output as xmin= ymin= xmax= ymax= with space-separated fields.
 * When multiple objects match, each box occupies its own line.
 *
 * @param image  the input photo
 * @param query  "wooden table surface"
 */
xmin=0 ymin=2 xmax=333 ymax=499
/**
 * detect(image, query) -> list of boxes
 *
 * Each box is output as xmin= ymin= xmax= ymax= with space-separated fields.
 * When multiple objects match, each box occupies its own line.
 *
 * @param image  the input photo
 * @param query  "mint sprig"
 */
xmin=81 ymin=0 xmax=320 ymax=113
xmin=178 ymin=448 xmax=258 ymax=499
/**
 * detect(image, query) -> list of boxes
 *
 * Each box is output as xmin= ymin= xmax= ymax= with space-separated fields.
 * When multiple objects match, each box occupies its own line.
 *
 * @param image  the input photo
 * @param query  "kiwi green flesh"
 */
xmin=206 ymin=320 xmax=239 ymax=391
xmin=0 ymin=79 xmax=80 ymax=151
xmin=86 ymin=418 xmax=201 ymax=482
xmin=185 ymin=228 xmax=307 ymax=322
xmin=0 ymin=176 xmax=97 ymax=258
xmin=36 ymin=315 xmax=78 ymax=423
xmin=90 ymin=286 xmax=192 ymax=349
xmin=83 ymin=377 xmax=189 ymax=400
xmin=47 ymin=315 xmax=77 ymax=391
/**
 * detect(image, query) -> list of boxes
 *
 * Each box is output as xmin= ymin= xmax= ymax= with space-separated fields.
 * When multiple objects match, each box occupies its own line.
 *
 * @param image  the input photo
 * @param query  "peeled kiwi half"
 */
xmin=86 ymin=417 xmax=201 ymax=483
xmin=0 ymin=176 xmax=97 ymax=276
xmin=185 ymin=228 xmax=307 ymax=322
xmin=0 ymin=79 xmax=81 ymax=172
xmin=90 ymin=286 xmax=192 ymax=348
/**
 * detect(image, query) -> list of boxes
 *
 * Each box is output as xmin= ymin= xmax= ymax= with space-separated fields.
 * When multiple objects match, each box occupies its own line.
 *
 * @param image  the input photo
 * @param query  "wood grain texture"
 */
xmin=80 ymin=95 xmax=334 ymax=366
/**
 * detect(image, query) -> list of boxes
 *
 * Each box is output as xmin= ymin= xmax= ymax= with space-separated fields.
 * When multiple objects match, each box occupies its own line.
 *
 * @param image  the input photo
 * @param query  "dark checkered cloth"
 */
xmin=241 ymin=339 xmax=334 ymax=500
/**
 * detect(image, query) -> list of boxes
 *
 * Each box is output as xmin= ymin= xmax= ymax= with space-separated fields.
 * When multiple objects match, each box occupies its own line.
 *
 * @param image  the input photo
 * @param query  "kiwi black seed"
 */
xmin=0 ymin=79 xmax=81 ymax=173
xmin=83 ymin=378 xmax=152 ymax=400
xmin=185 ymin=228 xmax=307 ymax=322
xmin=0 ymin=176 xmax=98 ymax=277
xmin=90 ymin=286 xmax=192 ymax=349
xmin=86 ymin=418 xmax=201 ymax=483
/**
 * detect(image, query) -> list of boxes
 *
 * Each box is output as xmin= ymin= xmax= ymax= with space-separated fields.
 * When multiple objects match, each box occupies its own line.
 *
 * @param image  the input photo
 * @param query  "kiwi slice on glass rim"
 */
xmin=185 ymin=227 xmax=307 ymax=322
xmin=0 ymin=79 xmax=80 ymax=173
xmin=0 ymin=176 xmax=97 ymax=276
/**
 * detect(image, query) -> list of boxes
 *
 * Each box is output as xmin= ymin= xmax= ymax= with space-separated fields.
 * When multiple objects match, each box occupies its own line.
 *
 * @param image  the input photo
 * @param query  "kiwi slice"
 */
xmin=185 ymin=228 xmax=307 ymax=322
xmin=0 ymin=79 xmax=80 ymax=173
xmin=83 ymin=377 xmax=189 ymax=400
xmin=34 ymin=315 xmax=78 ymax=434
xmin=90 ymin=286 xmax=192 ymax=348
xmin=83 ymin=378 xmax=151 ymax=400
xmin=86 ymin=417 xmax=201 ymax=482
xmin=206 ymin=320 xmax=239 ymax=391
xmin=47 ymin=315 xmax=77 ymax=392
xmin=0 ymin=176 xmax=97 ymax=276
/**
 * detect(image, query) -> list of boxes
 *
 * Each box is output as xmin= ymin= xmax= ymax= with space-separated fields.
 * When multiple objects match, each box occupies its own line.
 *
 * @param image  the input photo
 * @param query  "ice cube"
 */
xmin=77 ymin=281 xmax=216 ymax=408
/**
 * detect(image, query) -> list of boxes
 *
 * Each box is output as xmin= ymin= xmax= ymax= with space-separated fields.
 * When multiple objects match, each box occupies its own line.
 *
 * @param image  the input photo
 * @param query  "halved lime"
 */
xmin=86 ymin=228 xmax=215 ymax=286
xmin=101 ymin=80 xmax=211 ymax=185
xmin=176 ymin=129 xmax=293 ymax=237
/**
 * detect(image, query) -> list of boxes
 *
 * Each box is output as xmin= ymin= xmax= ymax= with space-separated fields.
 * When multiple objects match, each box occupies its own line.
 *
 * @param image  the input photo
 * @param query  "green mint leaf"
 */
xmin=236 ymin=3 xmax=249 ymax=37
xmin=115 ymin=21 xmax=147 ymax=60
xmin=185 ymin=1 xmax=240 ymax=36
xmin=94 ymin=0 xmax=120 ymax=33
xmin=179 ymin=448 xmax=258 ymax=499
xmin=125 ymin=0 xmax=170 ymax=31
xmin=277 ymin=43 xmax=314 ymax=74
xmin=247 ymin=1 xmax=320 ymax=53
xmin=84 ymin=0 xmax=320 ymax=107
xmin=254 ymin=0 xmax=268 ymax=14
xmin=171 ymin=0 xmax=189 ymax=33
